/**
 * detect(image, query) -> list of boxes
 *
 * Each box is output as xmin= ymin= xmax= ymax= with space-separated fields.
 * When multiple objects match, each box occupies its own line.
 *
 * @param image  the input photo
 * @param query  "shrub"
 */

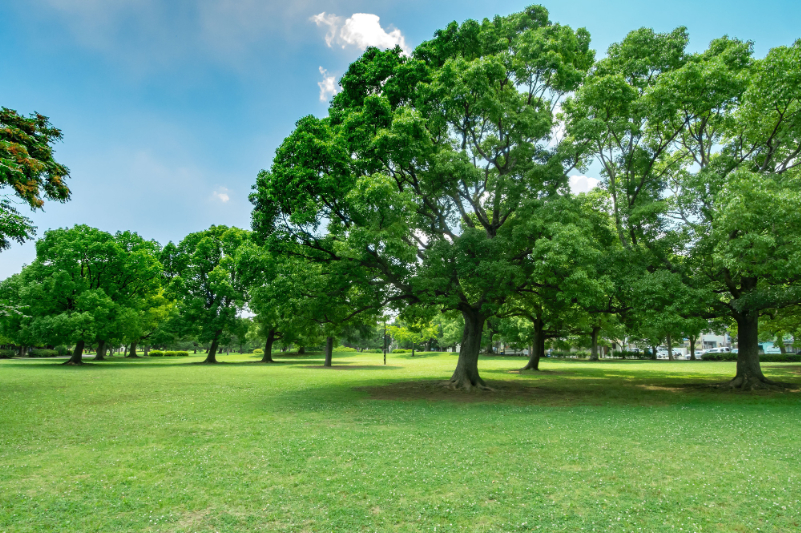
xmin=29 ymin=348 xmax=59 ymax=357
xmin=149 ymin=350 xmax=164 ymax=357
xmin=0 ymin=349 xmax=15 ymax=358
xmin=702 ymin=352 xmax=736 ymax=361
xmin=612 ymin=350 xmax=645 ymax=359
xmin=761 ymin=354 xmax=801 ymax=363
xmin=392 ymin=349 xmax=410 ymax=354
xmin=54 ymin=345 xmax=70 ymax=356
xmin=174 ymin=351 xmax=189 ymax=357
xmin=253 ymin=348 xmax=264 ymax=355
xmin=366 ymin=348 xmax=383 ymax=353
xmin=333 ymin=345 xmax=357 ymax=352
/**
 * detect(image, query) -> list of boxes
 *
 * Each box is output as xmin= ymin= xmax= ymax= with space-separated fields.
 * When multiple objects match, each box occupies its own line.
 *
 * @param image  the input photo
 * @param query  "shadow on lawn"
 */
xmin=355 ymin=373 xmax=801 ymax=406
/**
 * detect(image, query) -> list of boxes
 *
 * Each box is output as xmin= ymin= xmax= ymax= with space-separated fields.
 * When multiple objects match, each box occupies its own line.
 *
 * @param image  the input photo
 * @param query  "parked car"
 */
xmin=705 ymin=347 xmax=731 ymax=354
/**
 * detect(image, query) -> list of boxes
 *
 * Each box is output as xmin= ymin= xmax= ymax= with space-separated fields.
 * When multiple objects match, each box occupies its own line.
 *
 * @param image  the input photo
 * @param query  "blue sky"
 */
xmin=1 ymin=0 xmax=799 ymax=279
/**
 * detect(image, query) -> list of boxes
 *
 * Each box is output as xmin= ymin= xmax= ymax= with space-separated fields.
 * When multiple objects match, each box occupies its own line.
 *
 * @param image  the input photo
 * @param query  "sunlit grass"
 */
xmin=1 ymin=351 xmax=800 ymax=532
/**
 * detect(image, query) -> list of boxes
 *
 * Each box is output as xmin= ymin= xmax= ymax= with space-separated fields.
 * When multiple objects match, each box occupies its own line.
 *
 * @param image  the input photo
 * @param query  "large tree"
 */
xmin=567 ymin=29 xmax=801 ymax=388
xmin=0 ymin=225 xmax=162 ymax=364
xmin=251 ymin=5 xmax=594 ymax=388
xmin=164 ymin=225 xmax=249 ymax=364
xmin=0 ymin=108 xmax=71 ymax=250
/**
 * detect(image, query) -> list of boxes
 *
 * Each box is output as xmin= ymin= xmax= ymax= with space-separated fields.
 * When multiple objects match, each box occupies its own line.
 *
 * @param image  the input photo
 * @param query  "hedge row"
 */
xmin=29 ymin=348 xmax=59 ymax=357
xmin=0 ymin=349 xmax=16 ymax=358
xmin=550 ymin=350 xmax=591 ymax=359
xmin=149 ymin=350 xmax=189 ymax=357
xmin=703 ymin=352 xmax=801 ymax=362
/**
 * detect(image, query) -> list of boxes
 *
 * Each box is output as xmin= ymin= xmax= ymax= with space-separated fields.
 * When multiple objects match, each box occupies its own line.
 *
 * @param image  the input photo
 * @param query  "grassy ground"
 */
xmin=1 ymin=351 xmax=800 ymax=532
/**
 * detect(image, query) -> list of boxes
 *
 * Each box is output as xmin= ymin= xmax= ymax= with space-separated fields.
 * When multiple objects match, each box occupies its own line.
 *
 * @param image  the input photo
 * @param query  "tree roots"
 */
xmin=446 ymin=376 xmax=494 ymax=391
xmin=721 ymin=374 xmax=791 ymax=391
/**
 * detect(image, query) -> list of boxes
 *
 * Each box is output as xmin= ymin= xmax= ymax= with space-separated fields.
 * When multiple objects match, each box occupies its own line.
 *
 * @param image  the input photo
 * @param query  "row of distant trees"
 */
xmin=2 ymin=5 xmax=800 ymax=389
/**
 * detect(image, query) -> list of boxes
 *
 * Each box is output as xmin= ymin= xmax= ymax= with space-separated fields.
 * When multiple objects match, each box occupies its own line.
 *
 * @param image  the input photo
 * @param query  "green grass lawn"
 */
xmin=1 ymin=351 xmax=800 ymax=532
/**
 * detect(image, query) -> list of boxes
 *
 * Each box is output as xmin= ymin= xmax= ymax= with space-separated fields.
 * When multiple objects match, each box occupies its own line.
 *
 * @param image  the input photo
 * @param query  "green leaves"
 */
xmin=166 ymin=225 xmax=249 ymax=345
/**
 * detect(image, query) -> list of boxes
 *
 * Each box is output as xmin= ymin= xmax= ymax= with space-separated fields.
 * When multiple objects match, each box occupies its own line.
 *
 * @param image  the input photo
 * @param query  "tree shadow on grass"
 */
xmin=355 ymin=375 xmax=801 ymax=407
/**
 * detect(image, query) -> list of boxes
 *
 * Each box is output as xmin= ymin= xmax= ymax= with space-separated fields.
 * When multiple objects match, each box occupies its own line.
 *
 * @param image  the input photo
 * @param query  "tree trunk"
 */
xmin=728 ymin=312 xmax=774 ymax=389
xmin=689 ymin=335 xmax=696 ymax=361
xmin=297 ymin=346 xmax=305 ymax=355
xmin=411 ymin=343 xmax=415 ymax=357
xmin=521 ymin=317 xmax=545 ymax=371
xmin=324 ymin=336 xmax=333 ymax=367
xmin=777 ymin=338 xmax=786 ymax=354
xmin=123 ymin=344 xmax=128 ymax=357
xmin=651 ymin=345 xmax=657 ymax=360
xmin=590 ymin=326 xmax=600 ymax=361
xmin=143 ymin=345 xmax=149 ymax=357
xmin=667 ymin=334 xmax=674 ymax=361
xmin=94 ymin=340 xmax=106 ymax=361
xmin=64 ymin=340 xmax=85 ymax=365
xmin=261 ymin=329 xmax=276 ymax=363
xmin=449 ymin=310 xmax=488 ymax=389
xmin=204 ymin=337 xmax=220 ymax=364
xmin=126 ymin=340 xmax=138 ymax=358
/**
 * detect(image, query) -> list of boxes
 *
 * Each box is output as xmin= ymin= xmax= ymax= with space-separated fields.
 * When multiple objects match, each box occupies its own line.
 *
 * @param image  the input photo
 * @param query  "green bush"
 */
xmin=612 ymin=350 xmax=646 ymax=359
xmin=29 ymin=348 xmax=59 ymax=357
xmin=392 ymin=349 xmax=410 ymax=354
xmin=253 ymin=348 xmax=264 ymax=355
xmin=702 ymin=352 xmax=736 ymax=361
xmin=0 ymin=349 xmax=16 ymax=358
xmin=761 ymin=353 xmax=801 ymax=362
xmin=701 ymin=352 xmax=800 ymax=362
xmin=148 ymin=350 xmax=189 ymax=357
xmin=333 ymin=345 xmax=357 ymax=352
xmin=366 ymin=349 xmax=383 ymax=353
xmin=54 ymin=345 xmax=70 ymax=356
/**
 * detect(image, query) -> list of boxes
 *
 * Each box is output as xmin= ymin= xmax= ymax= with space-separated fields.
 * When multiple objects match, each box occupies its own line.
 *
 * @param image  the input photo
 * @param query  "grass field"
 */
xmin=1 ymin=351 xmax=800 ymax=532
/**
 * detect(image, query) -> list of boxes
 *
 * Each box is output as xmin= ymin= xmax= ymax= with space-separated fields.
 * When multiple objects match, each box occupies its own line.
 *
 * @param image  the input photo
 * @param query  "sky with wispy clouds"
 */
xmin=1 ymin=0 xmax=799 ymax=278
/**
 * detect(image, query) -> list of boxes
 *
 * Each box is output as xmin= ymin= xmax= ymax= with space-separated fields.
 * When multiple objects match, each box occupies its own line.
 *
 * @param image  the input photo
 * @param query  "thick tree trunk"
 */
xmin=203 ymin=337 xmax=220 ymax=364
xmin=64 ymin=340 xmax=85 ymax=365
xmin=324 ymin=336 xmax=333 ymax=367
xmin=778 ymin=340 xmax=786 ymax=354
xmin=667 ymin=334 xmax=674 ymax=361
xmin=261 ymin=329 xmax=276 ymax=363
xmin=521 ymin=317 xmax=545 ymax=371
xmin=728 ymin=312 xmax=774 ymax=389
xmin=590 ymin=326 xmax=600 ymax=361
xmin=143 ymin=345 xmax=149 ymax=357
xmin=126 ymin=340 xmax=138 ymax=358
xmin=449 ymin=310 xmax=488 ymax=389
xmin=94 ymin=340 xmax=106 ymax=361
xmin=689 ymin=336 xmax=696 ymax=361
xmin=297 ymin=346 xmax=305 ymax=355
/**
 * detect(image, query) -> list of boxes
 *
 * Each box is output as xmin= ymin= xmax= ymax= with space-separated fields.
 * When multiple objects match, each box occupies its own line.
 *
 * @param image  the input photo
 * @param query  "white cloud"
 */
xmin=317 ymin=66 xmax=339 ymax=102
xmin=569 ymin=175 xmax=600 ymax=194
xmin=311 ymin=12 xmax=410 ymax=55
xmin=212 ymin=187 xmax=230 ymax=203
